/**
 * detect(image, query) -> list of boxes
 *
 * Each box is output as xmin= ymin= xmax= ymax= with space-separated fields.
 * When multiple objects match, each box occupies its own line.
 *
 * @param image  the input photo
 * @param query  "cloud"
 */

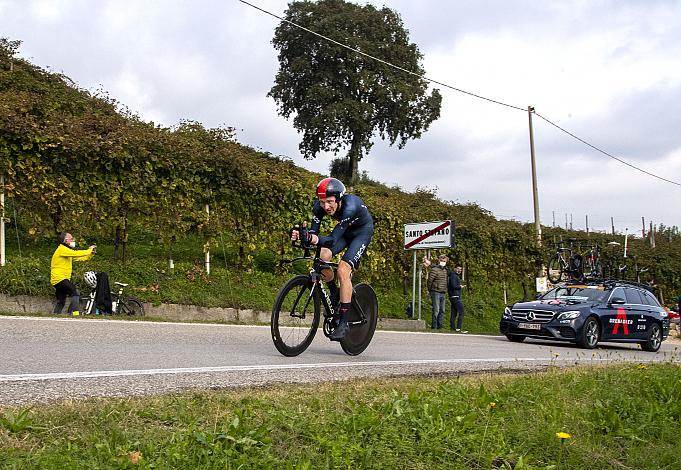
xmin=1 ymin=0 xmax=679 ymax=234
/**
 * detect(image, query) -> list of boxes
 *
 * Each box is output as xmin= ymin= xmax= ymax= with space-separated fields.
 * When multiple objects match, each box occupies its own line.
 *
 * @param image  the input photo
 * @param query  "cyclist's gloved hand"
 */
xmin=299 ymin=226 xmax=314 ymax=247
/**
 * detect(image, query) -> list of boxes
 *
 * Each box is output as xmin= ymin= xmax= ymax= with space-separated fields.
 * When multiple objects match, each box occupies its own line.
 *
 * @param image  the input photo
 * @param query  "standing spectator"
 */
xmin=448 ymin=265 xmax=467 ymax=333
xmin=426 ymin=254 xmax=449 ymax=329
xmin=51 ymin=232 xmax=96 ymax=315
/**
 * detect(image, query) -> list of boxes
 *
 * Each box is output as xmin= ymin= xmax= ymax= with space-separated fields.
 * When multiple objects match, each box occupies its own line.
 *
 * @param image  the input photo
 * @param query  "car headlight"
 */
xmin=503 ymin=306 xmax=513 ymax=319
xmin=557 ymin=310 xmax=581 ymax=320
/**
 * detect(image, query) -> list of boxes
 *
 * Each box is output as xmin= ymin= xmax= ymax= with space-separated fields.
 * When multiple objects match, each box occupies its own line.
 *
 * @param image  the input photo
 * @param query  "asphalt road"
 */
xmin=0 ymin=316 xmax=678 ymax=406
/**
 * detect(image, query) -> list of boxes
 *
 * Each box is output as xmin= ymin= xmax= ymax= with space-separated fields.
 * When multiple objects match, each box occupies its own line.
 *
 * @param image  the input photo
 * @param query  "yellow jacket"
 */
xmin=50 ymin=244 xmax=94 ymax=285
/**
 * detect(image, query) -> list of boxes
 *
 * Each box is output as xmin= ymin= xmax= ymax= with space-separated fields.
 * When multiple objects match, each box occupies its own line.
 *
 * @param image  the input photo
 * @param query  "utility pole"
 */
xmin=527 ymin=106 xmax=542 ymax=248
xmin=570 ymin=213 xmax=573 ymax=230
xmin=611 ymin=217 xmax=615 ymax=235
xmin=204 ymin=204 xmax=210 ymax=275
xmin=642 ymin=216 xmax=646 ymax=238
xmin=0 ymin=173 xmax=5 ymax=266
xmin=552 ymin=211 xmax=555 ymax=228
xmin=585 ymin=214 xmax=589 ymax=236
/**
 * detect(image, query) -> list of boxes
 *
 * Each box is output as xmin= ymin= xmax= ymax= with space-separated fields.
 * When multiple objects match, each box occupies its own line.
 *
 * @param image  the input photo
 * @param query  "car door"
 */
xmin=602 ymin=287 xmax=633 ymax=340
xmin=623 ymin=287 xmax=648 ymax=339
xmin=639 ymin=289 xmax=664 ymax=336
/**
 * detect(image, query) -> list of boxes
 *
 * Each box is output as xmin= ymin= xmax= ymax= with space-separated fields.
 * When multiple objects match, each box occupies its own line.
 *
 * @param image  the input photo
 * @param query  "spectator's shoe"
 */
xmin=329 ymin=317 xmax=350 ymax=341
xmin=455 ymin=329 xmax=468 ymax=334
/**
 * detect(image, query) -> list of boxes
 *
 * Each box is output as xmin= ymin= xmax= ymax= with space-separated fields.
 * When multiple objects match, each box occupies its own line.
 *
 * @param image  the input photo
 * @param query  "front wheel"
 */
xmin=119 ymin=297 xmax=145 ymax=316
xmin=641 ymin=323 xmax=662 ymax=352
xmin=271 ymin=275 xmax=321 ymax=357
xmin=577 ymin=317 xmax=600 ymax=349
xmin=547 ymin=255 xmax=563 ymax=284
xmin=340 ymin=283 xmax=378 ymax=356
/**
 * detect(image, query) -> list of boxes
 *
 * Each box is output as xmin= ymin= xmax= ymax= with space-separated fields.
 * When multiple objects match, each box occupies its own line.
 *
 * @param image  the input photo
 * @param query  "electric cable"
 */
xmin=239 ymin=0 xmax=681 ymax=188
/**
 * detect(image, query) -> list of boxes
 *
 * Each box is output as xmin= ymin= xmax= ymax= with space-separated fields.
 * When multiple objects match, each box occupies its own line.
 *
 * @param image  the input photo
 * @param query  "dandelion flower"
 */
xmin=556 ymin=432 xmax=571 ymax=440
xmin=489 ymin=402 xmax=497 ymax=408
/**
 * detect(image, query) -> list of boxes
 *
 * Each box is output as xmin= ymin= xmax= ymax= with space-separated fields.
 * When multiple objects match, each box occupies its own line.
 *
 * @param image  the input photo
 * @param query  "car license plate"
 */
xmin=519 ymin=323 xmax=541 ymax=330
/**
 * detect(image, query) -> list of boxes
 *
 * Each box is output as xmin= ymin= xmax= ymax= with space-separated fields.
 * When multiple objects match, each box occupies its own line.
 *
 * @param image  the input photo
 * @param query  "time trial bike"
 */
xmin=271 ymin=241 xmax=378 ymax=357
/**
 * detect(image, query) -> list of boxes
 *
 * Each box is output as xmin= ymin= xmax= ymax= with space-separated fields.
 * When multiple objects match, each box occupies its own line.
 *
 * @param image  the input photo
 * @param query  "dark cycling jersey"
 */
xmin=309 ymin=194 xmax=374 ymax=269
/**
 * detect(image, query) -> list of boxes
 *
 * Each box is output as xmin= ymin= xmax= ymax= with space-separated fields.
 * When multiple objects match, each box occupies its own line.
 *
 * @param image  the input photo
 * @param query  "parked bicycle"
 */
xmin=271 ymin=241 xmax=378 ymax=357
xmin=80 ymin=271 xmax=145 ymax=316
xmin=583 ymin=243 xmax=603 ymax=279
xmin=547 ymin=239 xmax=584 ymax=283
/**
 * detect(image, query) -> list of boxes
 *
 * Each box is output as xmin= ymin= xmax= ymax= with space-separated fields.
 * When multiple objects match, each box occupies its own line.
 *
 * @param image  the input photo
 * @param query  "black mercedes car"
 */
xmin=500 ymin=281 xmax=669 ymax=351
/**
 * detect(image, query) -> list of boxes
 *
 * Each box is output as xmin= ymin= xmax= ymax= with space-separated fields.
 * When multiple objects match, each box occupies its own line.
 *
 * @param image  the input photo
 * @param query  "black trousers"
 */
xmin=53 ymin=279 xmax=80 ymax=314
xmin=449 ymin=296 xmax=465 ymax=330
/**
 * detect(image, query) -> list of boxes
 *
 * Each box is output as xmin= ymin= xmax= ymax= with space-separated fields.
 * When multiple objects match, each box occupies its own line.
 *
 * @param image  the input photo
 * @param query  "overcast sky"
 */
xmin=2 ymin=0 xmax=680 ymax=235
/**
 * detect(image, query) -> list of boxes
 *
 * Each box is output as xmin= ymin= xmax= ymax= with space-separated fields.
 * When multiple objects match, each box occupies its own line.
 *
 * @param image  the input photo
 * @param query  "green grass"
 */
xmin=0 ymin=364 xmax=679 ymax=468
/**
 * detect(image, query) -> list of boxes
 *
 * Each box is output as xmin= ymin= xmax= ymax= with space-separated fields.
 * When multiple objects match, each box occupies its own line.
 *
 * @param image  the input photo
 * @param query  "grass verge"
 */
xmin=0 ymin=364 xmax=679 ymax=468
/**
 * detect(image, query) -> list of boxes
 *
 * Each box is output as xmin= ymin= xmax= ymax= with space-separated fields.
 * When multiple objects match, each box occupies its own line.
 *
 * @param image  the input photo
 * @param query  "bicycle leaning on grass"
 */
xmin=79 ymin=271 xmax=145 ymax=316
xmin=270 ymin=240 xmax=378 ymax=357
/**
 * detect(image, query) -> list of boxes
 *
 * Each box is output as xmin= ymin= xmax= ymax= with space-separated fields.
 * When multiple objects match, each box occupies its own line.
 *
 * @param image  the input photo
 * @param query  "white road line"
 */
xmin=0 ymin=357 xmax=613 ymax=382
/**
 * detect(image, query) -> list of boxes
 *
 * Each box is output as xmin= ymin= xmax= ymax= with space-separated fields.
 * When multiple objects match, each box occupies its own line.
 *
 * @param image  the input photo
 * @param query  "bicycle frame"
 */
xmin=284 ymin=244 xmax=368 ymax=329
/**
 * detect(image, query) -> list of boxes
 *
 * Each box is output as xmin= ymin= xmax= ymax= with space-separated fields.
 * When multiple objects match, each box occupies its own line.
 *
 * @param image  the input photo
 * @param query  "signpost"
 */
xmin=404 ymin=220 xmax=454 ymax=321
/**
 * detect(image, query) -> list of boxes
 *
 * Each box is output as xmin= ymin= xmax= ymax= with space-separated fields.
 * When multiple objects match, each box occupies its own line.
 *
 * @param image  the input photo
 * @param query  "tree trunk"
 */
xmin=347 ymin=133 xmax=362 ymax=184
xmin=113 ymin=225 xmax=121 ymax=261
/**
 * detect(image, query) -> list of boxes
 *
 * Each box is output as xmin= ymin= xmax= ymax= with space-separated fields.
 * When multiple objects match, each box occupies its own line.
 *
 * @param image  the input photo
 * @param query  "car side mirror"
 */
xmin=609 ymin=297 xmax=626 ymax=305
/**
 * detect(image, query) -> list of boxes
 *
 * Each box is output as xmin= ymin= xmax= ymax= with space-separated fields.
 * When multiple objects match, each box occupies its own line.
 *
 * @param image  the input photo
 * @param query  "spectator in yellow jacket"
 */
xmin=51 ymin=232 xmax=96 ymax=315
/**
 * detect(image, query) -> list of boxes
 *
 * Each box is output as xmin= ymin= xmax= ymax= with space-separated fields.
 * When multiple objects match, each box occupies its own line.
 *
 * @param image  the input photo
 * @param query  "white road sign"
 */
xmin=404 ymin=220 xmax=453 ymax=250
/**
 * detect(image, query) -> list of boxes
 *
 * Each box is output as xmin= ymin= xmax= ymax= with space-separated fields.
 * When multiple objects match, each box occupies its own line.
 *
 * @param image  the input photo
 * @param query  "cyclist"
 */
xmin=50 ymin=232 xmax=97 ymax=315
xmin=291 ymin=177 xmax=374 ymax=340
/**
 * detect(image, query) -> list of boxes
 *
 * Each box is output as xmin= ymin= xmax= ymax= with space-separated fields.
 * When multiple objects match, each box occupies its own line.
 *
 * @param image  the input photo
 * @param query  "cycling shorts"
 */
xmin=329 ymin=225 xmax=373 ymax=270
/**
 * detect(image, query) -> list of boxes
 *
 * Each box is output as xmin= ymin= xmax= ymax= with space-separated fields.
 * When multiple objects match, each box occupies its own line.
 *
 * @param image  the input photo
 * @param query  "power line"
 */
xmin=239 ymin=0 xmax=525 ymax=112
xmin=535 ymin=113 xmax=681 ymax=187
xmin=239 ymin=0 xmax=681 ymax=188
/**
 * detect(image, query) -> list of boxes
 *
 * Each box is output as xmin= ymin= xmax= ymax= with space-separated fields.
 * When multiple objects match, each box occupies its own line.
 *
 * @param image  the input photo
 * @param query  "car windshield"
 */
xmin=541 ymin=286 xmax=607 ymax=303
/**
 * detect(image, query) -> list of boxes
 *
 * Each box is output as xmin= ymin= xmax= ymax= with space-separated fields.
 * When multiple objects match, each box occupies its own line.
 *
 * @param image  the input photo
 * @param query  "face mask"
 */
xmin=439 ymin=261 xmax=446 ymax=267
xmin=69 ymin=241 xmax=76 ymax=248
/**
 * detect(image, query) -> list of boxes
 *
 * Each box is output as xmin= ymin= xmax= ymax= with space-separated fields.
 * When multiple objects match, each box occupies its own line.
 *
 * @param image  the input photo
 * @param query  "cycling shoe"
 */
xmin=329 ymin=317 xmax=349 ymax=341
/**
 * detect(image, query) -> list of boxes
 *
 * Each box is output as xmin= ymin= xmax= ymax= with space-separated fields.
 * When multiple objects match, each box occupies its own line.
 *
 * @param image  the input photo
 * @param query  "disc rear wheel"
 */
xmin=271 ymin=275 xmax=321 ymax=357
xmin=340 ymin=283 xmax=378 ymax=356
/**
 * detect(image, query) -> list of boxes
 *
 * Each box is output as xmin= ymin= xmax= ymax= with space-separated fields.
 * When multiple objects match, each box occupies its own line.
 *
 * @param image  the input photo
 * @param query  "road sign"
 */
xmin=404 ymin=220 xmax=453 ymax=250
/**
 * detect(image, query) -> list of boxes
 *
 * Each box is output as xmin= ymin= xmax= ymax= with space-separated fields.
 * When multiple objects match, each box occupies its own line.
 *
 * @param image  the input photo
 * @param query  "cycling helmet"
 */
xmin=316 ymin=177 xmax=346 ymax=200
xmin=84 ymin=271 xmax=98 ymax=288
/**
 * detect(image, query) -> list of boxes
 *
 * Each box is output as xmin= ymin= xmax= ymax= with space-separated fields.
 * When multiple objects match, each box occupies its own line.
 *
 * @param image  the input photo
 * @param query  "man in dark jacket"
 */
xmin=427 ymin=254 xmax=449 ymax=329
xmin=448 ymin=265 xmax=467 ymax=333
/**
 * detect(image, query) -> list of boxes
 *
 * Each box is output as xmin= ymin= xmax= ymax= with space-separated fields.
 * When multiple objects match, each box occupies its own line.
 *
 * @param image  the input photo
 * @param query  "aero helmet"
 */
xmin=316 ymin=177 xmax=346 ymax=200
xmin=84 ymin=271 xmax=98 ymax=288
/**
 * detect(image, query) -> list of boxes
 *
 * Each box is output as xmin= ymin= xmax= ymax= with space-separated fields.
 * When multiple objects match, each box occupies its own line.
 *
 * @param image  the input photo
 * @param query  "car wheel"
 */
xmin=641 ymin=323 xmax=662 ymax=352
xmin=577 ymin=317 xmax=599 ymax=349
xmin=506 ymin=334 xmax=525 ymax=343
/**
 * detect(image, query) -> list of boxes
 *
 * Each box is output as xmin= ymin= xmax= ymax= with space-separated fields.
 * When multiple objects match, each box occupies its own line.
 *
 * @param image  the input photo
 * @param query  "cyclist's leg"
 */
xmin=338 ymin=227 xmax=372 ymax=300
xmin=330 ymin=229 xmax=371 ymax=340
